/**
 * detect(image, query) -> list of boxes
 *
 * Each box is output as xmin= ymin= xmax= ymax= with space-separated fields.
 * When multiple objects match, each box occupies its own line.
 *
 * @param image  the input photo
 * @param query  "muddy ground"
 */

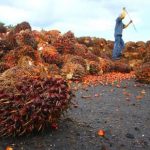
xmin=0 ymin=79 xmax=150 ymax=150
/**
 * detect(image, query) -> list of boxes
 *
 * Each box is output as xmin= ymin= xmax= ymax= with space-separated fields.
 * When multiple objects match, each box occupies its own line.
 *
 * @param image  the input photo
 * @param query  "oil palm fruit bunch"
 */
xmin=15 ymin=30 xmax=37 ymax=49
xmin=74 ymin=43 xmax=88 ymax=57
xmin=3 ymin=45 xmax=40 ymax=67
xmin=0 ymin=67 xmax=72 ymax=137
xmin=14 ymin=21 xmax=31 ymax=33
xmin=44 ymin=30 xmax=61 ymax=44
xmin=113 ymin=61 xmax=132 ymax=73
xmin=0 ymin=22 xmax=7 ymax=33
xmin=68 ymin=55 xmax=87 ymax=71
xmin=61 ymin=62 xmax=85 ymax=80
xmin=41 ymin=45 xmax=62 ymax=66
xmin=53 ymin=31 xmax=76 ymax=54
xmin=83 ymin=51 xmax=100 ymax=62
xmin=88 ymin=61 xmax=100 ymax=75
xmin=135 ymin=62 xmax=150 ymax=84
xmin=99 ymin=58 xmax=114 ymax=73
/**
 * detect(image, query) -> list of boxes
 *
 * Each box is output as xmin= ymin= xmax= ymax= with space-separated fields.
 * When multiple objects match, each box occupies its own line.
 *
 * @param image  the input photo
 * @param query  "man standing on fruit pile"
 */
xmin=112 ymin=7 xmax=132 ymax=60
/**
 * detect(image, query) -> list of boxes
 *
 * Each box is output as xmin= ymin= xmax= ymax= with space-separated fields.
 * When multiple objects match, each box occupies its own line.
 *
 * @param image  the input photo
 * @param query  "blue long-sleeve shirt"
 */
xmin=114 ymin=17 xmax=125 ymax=36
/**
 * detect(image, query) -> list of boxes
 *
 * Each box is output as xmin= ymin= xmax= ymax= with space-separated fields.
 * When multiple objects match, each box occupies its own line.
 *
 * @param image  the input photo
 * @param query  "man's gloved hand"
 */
xmin=129 ymin=20 xmax=133 ymax=24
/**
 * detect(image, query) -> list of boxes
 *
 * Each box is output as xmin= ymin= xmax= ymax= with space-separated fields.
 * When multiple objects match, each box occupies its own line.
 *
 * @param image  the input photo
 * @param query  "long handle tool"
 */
xmin=125 ymin=9 xmax=137 ymax=32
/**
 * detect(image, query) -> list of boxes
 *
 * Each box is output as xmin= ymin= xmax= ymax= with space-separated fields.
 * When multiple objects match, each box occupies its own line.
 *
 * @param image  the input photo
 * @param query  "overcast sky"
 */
xmin=0 ymin=0 xmax=149 ymax=42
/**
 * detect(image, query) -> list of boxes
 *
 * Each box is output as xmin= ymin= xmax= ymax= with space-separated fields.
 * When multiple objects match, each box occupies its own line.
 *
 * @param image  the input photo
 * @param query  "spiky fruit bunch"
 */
xmin=3 ymin=45 xmax=41 ymax=67
xmin=93 ymin=38 xmax=107 ymax=49
xmin=17 ymin=46 xmax=38 ymax=60
xmin=61 ymin=62 xmax=86 ymax=80
xmin=0 ymin=67 xmax=72 ymax=137
xmin=107 ymin=40 xmax=114 ymax=50
xmin=74 ymin=43 xmax=88 ymax=57
xmin=0 ymin=62 xmax=11 ymax=73
xmin=2 ymin=50 xmax=16 ymax=67
xmin=49 ymin=64 xmax=60 ymax=76
xmin=125 ymin=41 xmax=137 ymax=52
xmin=61 ymin=54 xmax=74 ymax=64
xmin=0 ymin=24 xmax=7 ymax=33
xmin=146 ymin=40 xmax=150 ymax=48
xmin=135 ymin=62 xmax=150 ymax=84
xmin=6 ymin=31 xmax=18 ymax=50
xmin=15 ymin=30 xmax=37 ymax=49
xmin=99 ymin=58 xmax=114 ymax=73
xmin=0 ymin=40 xmax=10 ymax=51
xmin=14 ymin=21 xmax=31 ymax=33
xmin=0 ymin=35 xmax=17 ymax=51
xmin=83 ymin=51 xmax=100 ymax=62
xmin=53 ymin=31 xmax=76 ymax=54
xmin=89 ymin=47 xmax=101 ymax=57
xmin=44 ymin=30 xmax=61 ymax=44
xmin=68 ymin=55 xmax=87 ymax=71
xmin=41 ymin=46 xmax=62 ymax=65
xmin=88 ymin=61 xmax=100 ymax=75
xmin=113 ymin=61 xmax=132 ymax=73
xmin=143 ymin=47 xmax=150 ymax=63
xmin=77 ymin=37 xmax=93 ymax=47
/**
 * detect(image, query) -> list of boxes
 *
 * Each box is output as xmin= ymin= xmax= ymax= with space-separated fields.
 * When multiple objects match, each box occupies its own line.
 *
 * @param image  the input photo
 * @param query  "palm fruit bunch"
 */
xmin=67 ymin=55 xmax=87 ymax=71
xmin=61 ymin=54 xmax=74 ymax=64
xmin=52 ymin=31 xmax=76 ymax=54
xmin=135 ymin=62 xmax=150 ymax=84
xmin=2 ymin=50 xmax=16 ymax=67
xmin=15 ymin=30 xmax=38 ymax=49
xmin=0 ymin=22 xmax=7 ymax=33
xmin=3 ymin=45 xmax=41 ymax=67
xmin=99 ymin=58 xmax=114 ymax=73
xmin=74 ymin=43 xmax=88 ymax=57
xmin=83 ymin=50 xmax=100 ymax=62
xmin=113 ymin=61 xmax=132 ymax=73
xmin=142 ymin=47 xmax=150 ymax=63
xmin=49 ymin=64 xmax=61 ymax=77
xmin=17 ymin=46 xmax=38 ymax=60
xmin=0 ymin=62 xmax=11 ymax=73
xmin=135 ymin=41 xmax=146 ymax=60
xmin=88 ymin=61 xmax=100 ymax=75
xmin=93 ymin=38 xmax=106 ymax=51
xmin=0 ymin=66 xmax=72 ymax=137
xmin=32 ymin=30 xmax=44 ymax=44
xmin=43 ymin=30 xmax=61 ymax=44
xmin=125 ymin=41 xmax=137 ymax=51
xmin=88 ymin=46 xmax=101 ymax=57
xmin=17 ymin=56 xmax=35 ymax=68
xmin=76 ymin=37 xmax=93 ymax=47
xmin=0 ymin=40 xmax=10 ymax=51
xmin=41 ymin=45 xmax=62 ymax=66
xmin=14 ymin=21 xmax=31 ymax=33
xmin=102 ymin=44 xmax=113 ymax=59
xmin=0 ymin=31 xmax=17 ymax=51
xmin=6 ymin=31 xmax=18 ymax=50
xmin=124 ymin=41 xmax=140 ymax=60
xmin=107 ymin=40 xmax=114 ymax=50
xmin=61 ymin=62 xmax=86 ymax=80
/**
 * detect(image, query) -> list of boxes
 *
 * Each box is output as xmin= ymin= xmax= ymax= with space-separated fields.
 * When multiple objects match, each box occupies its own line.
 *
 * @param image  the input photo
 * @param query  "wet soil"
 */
xmin=0 ymin=79 xmax=150 ymax=150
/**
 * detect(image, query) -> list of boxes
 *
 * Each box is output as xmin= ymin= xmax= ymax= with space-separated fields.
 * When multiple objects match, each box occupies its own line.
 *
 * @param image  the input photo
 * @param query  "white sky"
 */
xmin=0 ymin=0 xmax=149 ymax=42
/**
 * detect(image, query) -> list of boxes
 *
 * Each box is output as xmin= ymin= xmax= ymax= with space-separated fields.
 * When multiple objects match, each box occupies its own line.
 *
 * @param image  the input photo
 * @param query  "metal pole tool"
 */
xmin=125 ymin=8 xmax=137 ymax=32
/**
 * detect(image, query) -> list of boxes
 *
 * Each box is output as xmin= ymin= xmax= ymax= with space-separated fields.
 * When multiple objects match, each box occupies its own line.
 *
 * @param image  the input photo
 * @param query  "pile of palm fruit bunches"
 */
xmin=0 ymin=21 xmax=149 ymax=137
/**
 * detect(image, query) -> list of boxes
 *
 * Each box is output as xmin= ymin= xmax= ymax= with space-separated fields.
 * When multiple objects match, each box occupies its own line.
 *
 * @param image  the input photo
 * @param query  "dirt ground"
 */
xmin=0 ymin=79 xmax=150 ymax=150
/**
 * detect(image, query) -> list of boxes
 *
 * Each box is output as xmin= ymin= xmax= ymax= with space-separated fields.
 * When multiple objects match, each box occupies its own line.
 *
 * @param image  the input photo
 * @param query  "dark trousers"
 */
xmin=112 ymin=35 xmax=125 ymax=59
